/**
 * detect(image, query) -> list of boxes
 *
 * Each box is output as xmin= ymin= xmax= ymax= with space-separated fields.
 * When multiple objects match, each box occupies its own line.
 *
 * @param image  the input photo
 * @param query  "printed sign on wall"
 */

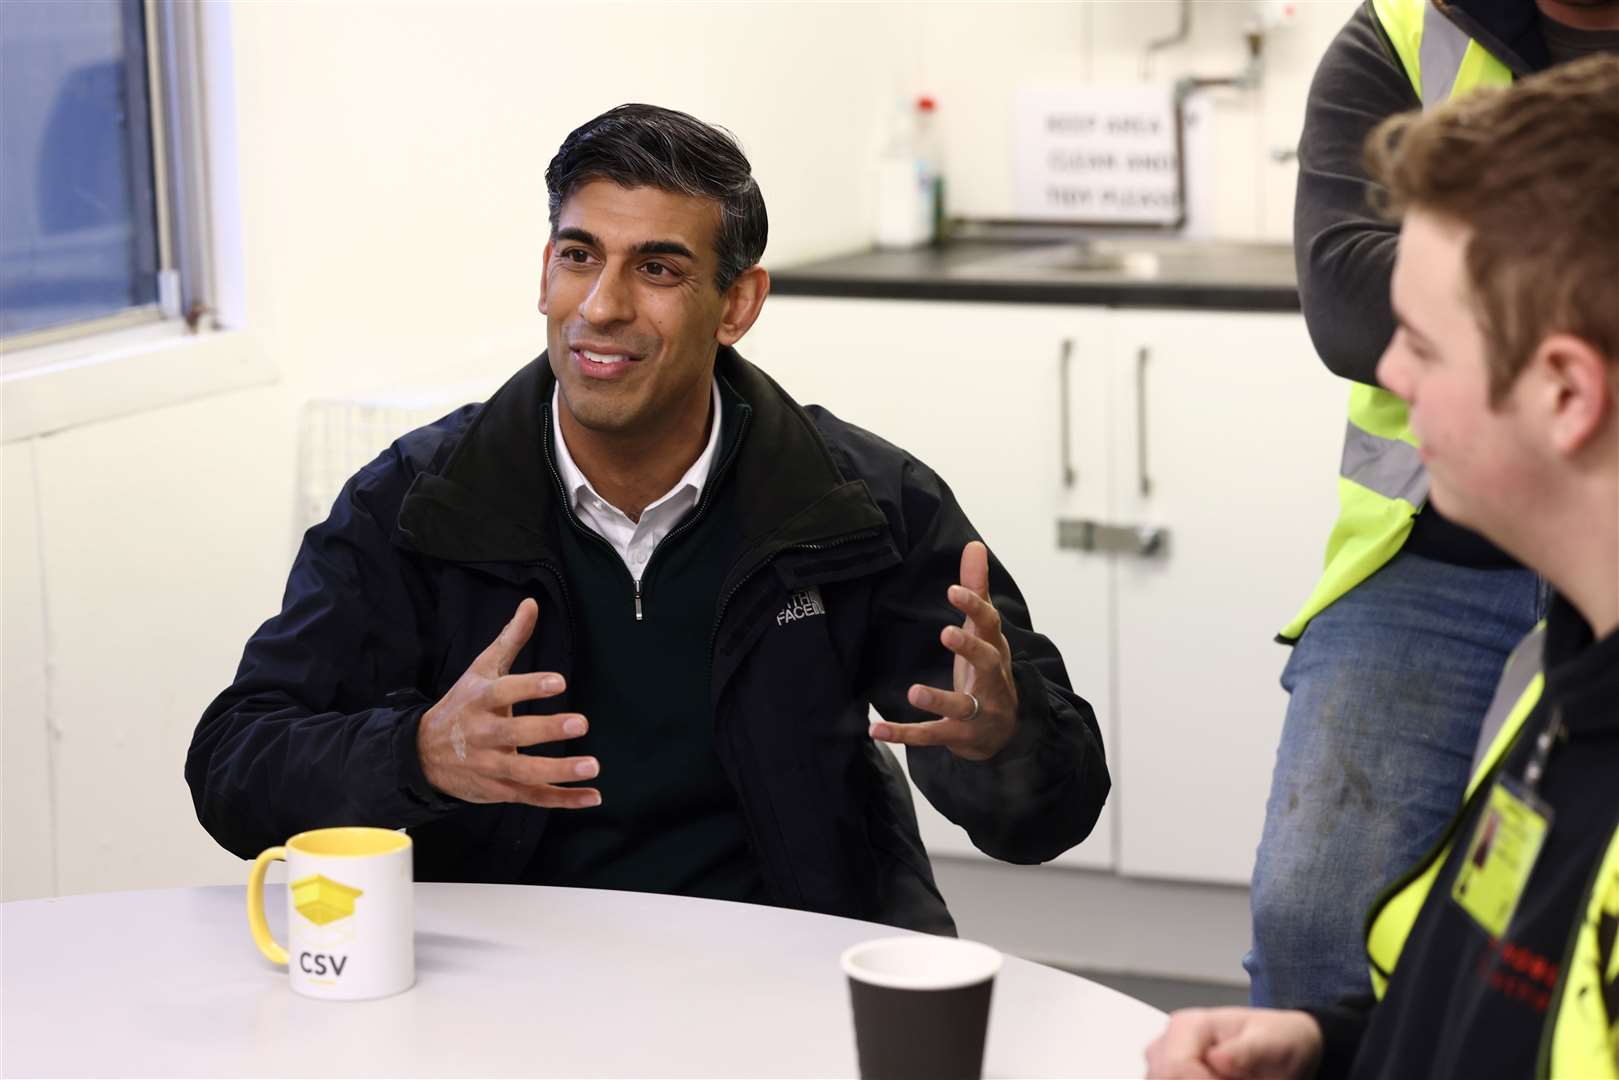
xmin=1014 ymin=84 xmax=1182 ymax=226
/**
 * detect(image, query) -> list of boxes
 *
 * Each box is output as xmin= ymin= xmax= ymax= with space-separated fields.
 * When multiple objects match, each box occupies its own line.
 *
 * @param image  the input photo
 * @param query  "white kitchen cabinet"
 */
xmin=1105 ymin=310 xmax=1346 ymax=883
xmin=744 ymin=298 xmax=1119 ymax=871
xmin=744 ymin=295 xmax=1346 ymax=885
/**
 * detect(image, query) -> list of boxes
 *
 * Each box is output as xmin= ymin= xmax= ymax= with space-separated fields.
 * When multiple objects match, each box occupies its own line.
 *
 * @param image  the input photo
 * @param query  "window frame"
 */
xmin=1 ymin=0 xmax=271 ymax=441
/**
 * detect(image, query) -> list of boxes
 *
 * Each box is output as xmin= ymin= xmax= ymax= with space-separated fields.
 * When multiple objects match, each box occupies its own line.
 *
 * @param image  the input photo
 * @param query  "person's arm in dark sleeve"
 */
xmin=1294 ymin=2 xmax=1421 ymax=386
xmin=860 ymin=458 xmax=1109 ymax=864
xmin=185 ymin=448 xmax=459 ymax=860
xmin=1303 ymin=992 xmax=1376 ymax=1080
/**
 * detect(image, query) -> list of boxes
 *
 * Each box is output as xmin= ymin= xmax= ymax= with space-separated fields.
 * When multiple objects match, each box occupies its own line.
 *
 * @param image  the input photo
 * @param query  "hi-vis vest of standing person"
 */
xmin=1362 ymin=624 xmax=1619 ymax=1078
xmin=1279 ymin=0 xmax=1512 ymax=642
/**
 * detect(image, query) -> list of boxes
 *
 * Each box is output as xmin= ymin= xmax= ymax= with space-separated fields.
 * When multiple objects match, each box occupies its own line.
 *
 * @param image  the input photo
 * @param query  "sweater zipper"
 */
xmin=545 ymin=401 xmax=752 ymax=624
xmin=632 ymin=407 xmax=752 ymax=623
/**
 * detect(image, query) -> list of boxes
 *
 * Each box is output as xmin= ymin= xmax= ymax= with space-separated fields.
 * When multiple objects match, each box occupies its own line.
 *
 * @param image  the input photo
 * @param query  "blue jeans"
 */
xmin=1245 ymin=551 xmax=1542 ymax=1007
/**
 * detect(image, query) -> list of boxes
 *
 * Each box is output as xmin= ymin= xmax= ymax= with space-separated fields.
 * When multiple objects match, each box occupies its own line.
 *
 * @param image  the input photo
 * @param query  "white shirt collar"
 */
xmin=550 ymin=377 xmax=724 ymax=522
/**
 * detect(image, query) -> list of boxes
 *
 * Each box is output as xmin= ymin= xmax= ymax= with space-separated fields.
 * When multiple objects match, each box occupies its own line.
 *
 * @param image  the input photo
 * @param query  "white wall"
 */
xmin=2 ymin=0 xmax=1350 ymax=919
xmin=916 ymin=0 xmax=1343 ymax=238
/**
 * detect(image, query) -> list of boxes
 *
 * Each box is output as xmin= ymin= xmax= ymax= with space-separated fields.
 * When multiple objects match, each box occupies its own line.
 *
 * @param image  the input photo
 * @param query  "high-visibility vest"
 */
xmin=1362 ymin=624 xmax=1619 ymax=1078
xmin=1279 ymin=0 xmax=1513 ymax=641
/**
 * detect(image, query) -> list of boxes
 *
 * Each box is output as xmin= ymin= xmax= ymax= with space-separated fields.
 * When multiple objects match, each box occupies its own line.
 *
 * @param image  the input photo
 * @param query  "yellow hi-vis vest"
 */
xmin=1362 ymin=624 xmax=1619 ymax=1078
xmin=1279 ymin=0 xmax=1513 ymax=641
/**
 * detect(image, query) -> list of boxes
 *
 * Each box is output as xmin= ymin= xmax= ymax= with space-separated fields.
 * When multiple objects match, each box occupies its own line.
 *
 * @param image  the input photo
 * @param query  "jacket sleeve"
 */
xmin=860 ymin=457 xmax=1110 ymax=865
xmin=1294 ymin=1 xmax=1421 ymax=387
xmin=1303 ymin=993 xmax=1376 ymax=1080
xmin=185 ymin=447 xmax=459 ymax=860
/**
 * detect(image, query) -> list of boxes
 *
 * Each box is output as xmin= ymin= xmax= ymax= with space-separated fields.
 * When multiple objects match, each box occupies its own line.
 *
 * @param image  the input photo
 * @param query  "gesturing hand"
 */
xmin=870 ymin=540 xmax=1020 ymax=762
xmin=417 ymin=598 xmax=601 ymax=809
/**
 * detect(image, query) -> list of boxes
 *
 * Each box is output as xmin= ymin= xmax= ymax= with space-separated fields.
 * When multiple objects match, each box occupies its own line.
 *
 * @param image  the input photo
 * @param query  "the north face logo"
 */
xmin=776 ymin=587 xmax=826 ymax=626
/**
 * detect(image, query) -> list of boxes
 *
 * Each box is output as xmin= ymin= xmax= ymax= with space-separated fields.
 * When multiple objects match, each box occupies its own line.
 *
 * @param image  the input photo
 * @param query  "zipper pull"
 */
xmin=634 ymin=579 xmax=643 ymax=622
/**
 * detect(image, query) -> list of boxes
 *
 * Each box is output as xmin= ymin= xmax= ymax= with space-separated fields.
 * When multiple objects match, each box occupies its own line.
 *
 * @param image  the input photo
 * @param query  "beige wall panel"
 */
xmin=36 ymin=388 xmax=293 ymax=893
xmin=3 ymin=440 xmax=56 ymax=899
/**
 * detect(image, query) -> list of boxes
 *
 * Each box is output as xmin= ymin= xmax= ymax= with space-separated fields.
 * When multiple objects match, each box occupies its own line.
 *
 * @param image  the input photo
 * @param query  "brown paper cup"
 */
xmin=841 ymin=936 xmax=1002 ymax=1080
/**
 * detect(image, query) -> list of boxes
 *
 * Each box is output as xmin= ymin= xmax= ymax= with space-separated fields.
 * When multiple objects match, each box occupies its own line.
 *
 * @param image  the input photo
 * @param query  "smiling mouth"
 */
xmin=569 ymin=345 xmax=644 ymax=382
xmin=575 ymin=348 xmax=638 ymax=366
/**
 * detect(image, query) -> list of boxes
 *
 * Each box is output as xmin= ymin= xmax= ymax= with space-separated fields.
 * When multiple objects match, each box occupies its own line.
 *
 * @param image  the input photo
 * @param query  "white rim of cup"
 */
xmin=840 ymin=935 xmax=1003 ymax=991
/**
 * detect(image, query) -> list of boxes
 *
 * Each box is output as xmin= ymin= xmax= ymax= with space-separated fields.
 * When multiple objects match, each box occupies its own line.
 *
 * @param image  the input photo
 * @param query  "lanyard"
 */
xmin=1518 ymin=707 xmax=1567 ymax=796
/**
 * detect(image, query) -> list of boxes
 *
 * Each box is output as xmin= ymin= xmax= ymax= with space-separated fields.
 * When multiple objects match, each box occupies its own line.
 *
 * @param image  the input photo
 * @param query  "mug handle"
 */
xmin=247 ymin=846 xmax=289 ymax=966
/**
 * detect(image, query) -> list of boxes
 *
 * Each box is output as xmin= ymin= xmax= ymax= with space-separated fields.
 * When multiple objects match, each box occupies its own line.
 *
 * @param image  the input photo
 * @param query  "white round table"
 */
xmin=1 ymin=884 xmax=1164 ymax=1078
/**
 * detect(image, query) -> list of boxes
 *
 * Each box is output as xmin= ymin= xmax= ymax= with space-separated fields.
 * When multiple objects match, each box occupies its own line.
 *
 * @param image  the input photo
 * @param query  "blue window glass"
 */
xmin=1 ymin=0 xmax=160 ymax=338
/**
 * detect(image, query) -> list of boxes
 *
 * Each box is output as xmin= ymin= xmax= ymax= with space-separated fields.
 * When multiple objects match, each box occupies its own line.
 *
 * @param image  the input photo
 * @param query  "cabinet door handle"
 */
xmin=1059 ymin=338 xmax=1076 ymax=488
xmin=1136 ymin=346 xmax=1153 ymax=498
xmin=1057 ymin=519 xmax=1170 ymax=558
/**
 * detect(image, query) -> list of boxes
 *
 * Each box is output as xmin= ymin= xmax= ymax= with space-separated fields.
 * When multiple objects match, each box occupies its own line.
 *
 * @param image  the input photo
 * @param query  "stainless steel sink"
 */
xmin=945 ymin=237 xmax=1296 ymax=287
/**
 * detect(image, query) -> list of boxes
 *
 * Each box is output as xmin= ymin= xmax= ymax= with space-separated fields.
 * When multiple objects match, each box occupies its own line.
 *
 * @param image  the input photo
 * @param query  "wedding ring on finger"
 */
xmin=963 ymin=691 xmax=981 ymax=722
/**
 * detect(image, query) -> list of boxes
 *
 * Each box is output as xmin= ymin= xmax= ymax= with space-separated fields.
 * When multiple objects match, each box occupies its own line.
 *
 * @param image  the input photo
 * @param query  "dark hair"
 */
xmin=545 ymin=103 xmax=768 ymax=292
xmin=1365 ymin=53 xmax=1619 ymax=403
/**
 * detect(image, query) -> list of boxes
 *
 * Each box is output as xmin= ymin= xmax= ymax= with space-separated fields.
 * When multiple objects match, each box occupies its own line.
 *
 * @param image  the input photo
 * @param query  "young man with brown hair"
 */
xmin=1251 ymin=0 xmax=1619 ymax=1011
xmin=1148 ymin=52 xmax=1618 ymax=1080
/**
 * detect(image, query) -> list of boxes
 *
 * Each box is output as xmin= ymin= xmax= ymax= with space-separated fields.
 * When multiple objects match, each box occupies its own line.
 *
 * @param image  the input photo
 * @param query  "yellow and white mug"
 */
xmin=247 ymin=827 xmax=414 ymax=1001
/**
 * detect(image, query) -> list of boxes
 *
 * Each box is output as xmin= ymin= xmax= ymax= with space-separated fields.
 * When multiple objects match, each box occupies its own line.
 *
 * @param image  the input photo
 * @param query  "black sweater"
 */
xmin=525 ymin=379 xmax=768 ymax=903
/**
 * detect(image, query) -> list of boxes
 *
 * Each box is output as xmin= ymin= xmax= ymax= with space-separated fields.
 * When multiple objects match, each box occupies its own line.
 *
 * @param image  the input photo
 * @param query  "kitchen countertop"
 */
xmin=767 ymin=238 xmax=1300 ymax=312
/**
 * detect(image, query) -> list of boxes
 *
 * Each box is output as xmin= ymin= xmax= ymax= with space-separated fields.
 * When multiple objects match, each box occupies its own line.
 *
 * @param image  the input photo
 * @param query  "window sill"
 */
xmin=1 ymin=323 xmax=276 ymax=442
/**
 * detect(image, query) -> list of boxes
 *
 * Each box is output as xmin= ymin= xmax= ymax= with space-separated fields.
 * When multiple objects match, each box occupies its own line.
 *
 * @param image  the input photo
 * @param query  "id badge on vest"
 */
xmin=1450 ymin=777 xmax=1554 ymax=939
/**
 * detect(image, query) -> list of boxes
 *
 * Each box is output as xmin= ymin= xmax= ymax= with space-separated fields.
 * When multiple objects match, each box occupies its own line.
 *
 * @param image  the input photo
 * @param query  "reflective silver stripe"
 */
xmin=1341 ymin=421 xmax=1430 ymax=505
xmin=1469 ymin=624 xmax=1546 ymax=776
xmin=1419 ymin=1 xmax=1472 ymax=106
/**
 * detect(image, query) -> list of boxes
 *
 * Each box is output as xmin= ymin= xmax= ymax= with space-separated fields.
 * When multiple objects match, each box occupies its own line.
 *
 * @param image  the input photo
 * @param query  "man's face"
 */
xmin=1376 ymin=209 xmax=1540 ymax=535
xmin=540 ymin=180 xmax=729 ymax=440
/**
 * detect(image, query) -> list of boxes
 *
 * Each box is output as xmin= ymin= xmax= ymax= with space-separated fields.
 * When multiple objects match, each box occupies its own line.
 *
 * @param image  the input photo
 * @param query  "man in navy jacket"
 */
xmin=186 ymin=104 xmax=1109 ymax=933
